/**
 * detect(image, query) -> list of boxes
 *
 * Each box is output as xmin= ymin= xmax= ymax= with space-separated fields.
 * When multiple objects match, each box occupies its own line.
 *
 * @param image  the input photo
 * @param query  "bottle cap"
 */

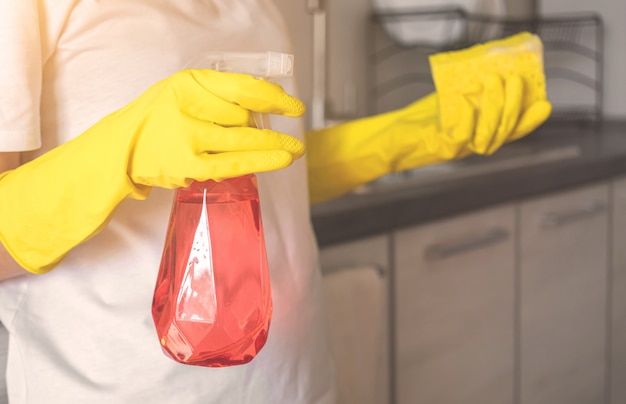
xmin=185 ymin=52 xmax=294 ymax=78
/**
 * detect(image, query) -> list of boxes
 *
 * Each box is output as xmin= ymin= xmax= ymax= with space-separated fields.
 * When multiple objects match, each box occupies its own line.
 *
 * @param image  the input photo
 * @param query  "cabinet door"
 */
xmin=319 ymin=235 xmax=390 ymax=404
xmin=520 ymin=183 xmax=608 ymax=404
xmin=319 ymin=235 xmax=390 ymax=276
xmin=611 ymin=177 xmax=626 ymax=404
xmin=394 ymin=205 xmax=516 ymax=404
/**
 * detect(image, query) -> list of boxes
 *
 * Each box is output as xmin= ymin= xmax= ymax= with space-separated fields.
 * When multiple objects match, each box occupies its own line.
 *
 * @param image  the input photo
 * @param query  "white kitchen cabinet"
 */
xmin=610 ymin=176 xmax=626 ymax=404
xmin=319 ymin=235 xmax=390 ymax=404
xmin=393 ymin=204 xmax=516 ymax=404
xmin=319 ymin=234 xmax=390 ymax=276
xmin=519 ymin=183 xmax=609 ymax=404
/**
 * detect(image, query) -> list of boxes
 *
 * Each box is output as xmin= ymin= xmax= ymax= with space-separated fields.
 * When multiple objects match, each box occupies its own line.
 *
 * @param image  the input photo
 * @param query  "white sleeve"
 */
xmin=0 ymin=0 xmax=42 ymax=152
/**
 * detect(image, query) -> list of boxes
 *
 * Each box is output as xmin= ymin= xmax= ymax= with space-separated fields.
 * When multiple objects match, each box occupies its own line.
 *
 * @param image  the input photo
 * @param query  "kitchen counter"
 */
xmin=311 ymin=120 xmax=626 ymax=247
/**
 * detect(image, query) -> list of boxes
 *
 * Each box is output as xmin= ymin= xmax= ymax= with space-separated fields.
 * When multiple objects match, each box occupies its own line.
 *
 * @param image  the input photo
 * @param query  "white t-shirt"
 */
xmin=0 ymin=1 xmax=336 ymax=403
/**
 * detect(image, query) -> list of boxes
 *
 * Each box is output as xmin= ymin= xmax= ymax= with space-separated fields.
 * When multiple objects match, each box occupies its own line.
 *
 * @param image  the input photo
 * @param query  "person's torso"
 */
xmin=0 ymin=1 xmax=334 ymax=402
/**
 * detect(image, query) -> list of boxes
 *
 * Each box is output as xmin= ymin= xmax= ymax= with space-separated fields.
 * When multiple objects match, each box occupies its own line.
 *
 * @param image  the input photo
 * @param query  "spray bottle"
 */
xmin=151 ymin=52 xmax=294 ymax=367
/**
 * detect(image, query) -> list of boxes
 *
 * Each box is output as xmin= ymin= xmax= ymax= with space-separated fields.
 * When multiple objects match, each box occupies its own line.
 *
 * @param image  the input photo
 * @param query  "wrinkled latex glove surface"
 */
xmin=0 ymin=70 xmax=305 ymax=274
xmin=307 ymin=32 xmax=552 ymax=204
xmin=125 ymin=69 xmax=306 ymax=189
xmin=430 ymin=32 xmax=551 ymax=154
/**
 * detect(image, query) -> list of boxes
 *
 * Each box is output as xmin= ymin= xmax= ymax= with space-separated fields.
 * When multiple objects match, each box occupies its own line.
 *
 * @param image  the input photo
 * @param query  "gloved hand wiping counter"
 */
xmin=306 ymin=32 xmax=552 ymax=204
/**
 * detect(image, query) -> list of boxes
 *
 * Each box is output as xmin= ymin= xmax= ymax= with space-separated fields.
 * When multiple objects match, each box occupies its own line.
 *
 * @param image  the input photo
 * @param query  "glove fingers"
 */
xmin=136 ymin=148 xmax=296 ymax=189
xmin=486 ymin=75 xmax=524 ymax=155
xmin=182 ymin=89 xmax=254 ymax=127
xmin=509 ymin=100 xmax=553 ymax=142
xmin=190 ymin=150 xmax=295 ymax=184
xmin=167 ymin=71 xmax=254 ymax=127
xmin=191 ymin=124 xmax=305 ymax=159
xmin=189 ymin=70 xmax=306 ymax=117
xmin=472 ymin=74 xmax=504 ymax=154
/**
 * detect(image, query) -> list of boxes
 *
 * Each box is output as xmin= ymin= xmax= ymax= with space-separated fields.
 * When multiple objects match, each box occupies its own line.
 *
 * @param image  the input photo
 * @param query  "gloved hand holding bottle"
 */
xmin=0 ymin=69 xmax=305 ymax=274
xmin=152 ymin=52 xmax=299 ymax=367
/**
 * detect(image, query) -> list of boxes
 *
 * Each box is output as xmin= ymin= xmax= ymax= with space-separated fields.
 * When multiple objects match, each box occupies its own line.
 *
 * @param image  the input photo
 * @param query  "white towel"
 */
xmin=322 ymin=266 xmax=387 ymax=404
xmin=371 ymin=0 xmax=506 ymax=46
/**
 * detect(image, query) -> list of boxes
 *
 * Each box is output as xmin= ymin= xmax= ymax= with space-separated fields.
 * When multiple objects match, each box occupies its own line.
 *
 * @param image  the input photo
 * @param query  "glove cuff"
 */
xmin=0 ymin=125 xmax=141 ymax=274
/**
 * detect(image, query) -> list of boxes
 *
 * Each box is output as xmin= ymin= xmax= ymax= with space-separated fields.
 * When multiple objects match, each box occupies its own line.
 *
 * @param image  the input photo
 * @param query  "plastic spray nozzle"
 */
xmin=185 ymin=52 xmax=294 ymax=79
xmin=184 ymin=51 xmax=295 ymax=129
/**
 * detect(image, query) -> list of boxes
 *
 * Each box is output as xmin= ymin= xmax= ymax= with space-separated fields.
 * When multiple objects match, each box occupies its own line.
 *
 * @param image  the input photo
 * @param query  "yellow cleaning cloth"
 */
xmin=429 ymin=32 xmax=547 ymax=134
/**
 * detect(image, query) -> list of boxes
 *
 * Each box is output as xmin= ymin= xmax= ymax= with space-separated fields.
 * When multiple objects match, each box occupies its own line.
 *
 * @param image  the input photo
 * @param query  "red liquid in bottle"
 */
xmin=152 ymin=174 xmax=272 ymax=367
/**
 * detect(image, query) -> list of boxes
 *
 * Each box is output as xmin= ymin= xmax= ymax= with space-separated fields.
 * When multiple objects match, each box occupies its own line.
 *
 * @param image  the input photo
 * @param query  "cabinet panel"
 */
xmin=520 ymin=183 xmax=608 ymax=404
xmin=394 ymin=205 xmax=515 ymax=404
xmin=319 ymin=235 xmax=390 ymax=404
xmin=611 ymin=177 xmax=626 ymax=404
xmin=319 ymin=234 xmax=389 ymax=276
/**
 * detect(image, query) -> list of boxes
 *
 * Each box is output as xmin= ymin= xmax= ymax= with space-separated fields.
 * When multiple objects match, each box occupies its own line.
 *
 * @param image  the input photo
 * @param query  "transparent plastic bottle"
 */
xmin=151 ymin=52 xmax=294 ymax=367
xmin=152 ymin=175 xmax=271 ymax=366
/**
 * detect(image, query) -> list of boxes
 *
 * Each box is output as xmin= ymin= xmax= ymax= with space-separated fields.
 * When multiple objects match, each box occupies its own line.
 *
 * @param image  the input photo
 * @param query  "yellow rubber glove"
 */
xmin=307 ymin=33 xmax=551 ymax=204
xmin=0 ymin=69 xmax=305 ymax=274
xmin=430 ymin=32 xmax=549 ymax=154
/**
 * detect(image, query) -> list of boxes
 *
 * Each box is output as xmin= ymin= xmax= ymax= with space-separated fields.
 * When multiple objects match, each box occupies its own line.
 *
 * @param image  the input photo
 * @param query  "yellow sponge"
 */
xmin=429 ymin=32 xmax=547 ymax=129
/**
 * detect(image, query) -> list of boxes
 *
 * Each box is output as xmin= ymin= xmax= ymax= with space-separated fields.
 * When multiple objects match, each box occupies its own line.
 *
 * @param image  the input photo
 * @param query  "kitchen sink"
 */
xmin=352 ymin=142 xmax=582 ymax=195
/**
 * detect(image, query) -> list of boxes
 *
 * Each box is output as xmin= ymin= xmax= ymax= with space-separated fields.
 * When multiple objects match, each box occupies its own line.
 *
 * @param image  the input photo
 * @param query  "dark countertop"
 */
xmin=311 ymin=120 xmax=626 ymax=247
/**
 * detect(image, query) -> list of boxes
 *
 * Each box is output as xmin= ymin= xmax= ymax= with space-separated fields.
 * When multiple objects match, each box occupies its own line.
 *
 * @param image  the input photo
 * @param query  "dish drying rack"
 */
xmin=367 ymin=7 xmax=604 ymax=123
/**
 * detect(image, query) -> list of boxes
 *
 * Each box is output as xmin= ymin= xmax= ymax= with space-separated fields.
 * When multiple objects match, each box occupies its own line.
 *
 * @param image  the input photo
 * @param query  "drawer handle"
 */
xmin=541 ymin=202 xmax=606 ymax=229
xmin=323 ymin=264 xmax=386 ymax=278
xmin=424 ymin=228 xmax=510 ymax=261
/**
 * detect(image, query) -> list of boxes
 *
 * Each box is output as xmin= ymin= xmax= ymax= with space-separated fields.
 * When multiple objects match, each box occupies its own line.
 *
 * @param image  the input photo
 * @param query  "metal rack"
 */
xmin=367 ymin=7 xmax=604 ymax=123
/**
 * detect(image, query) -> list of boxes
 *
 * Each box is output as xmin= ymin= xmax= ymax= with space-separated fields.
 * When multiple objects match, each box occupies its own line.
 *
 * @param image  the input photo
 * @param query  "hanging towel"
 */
xmin=322 ymin=265 xmax=388 ymax=404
